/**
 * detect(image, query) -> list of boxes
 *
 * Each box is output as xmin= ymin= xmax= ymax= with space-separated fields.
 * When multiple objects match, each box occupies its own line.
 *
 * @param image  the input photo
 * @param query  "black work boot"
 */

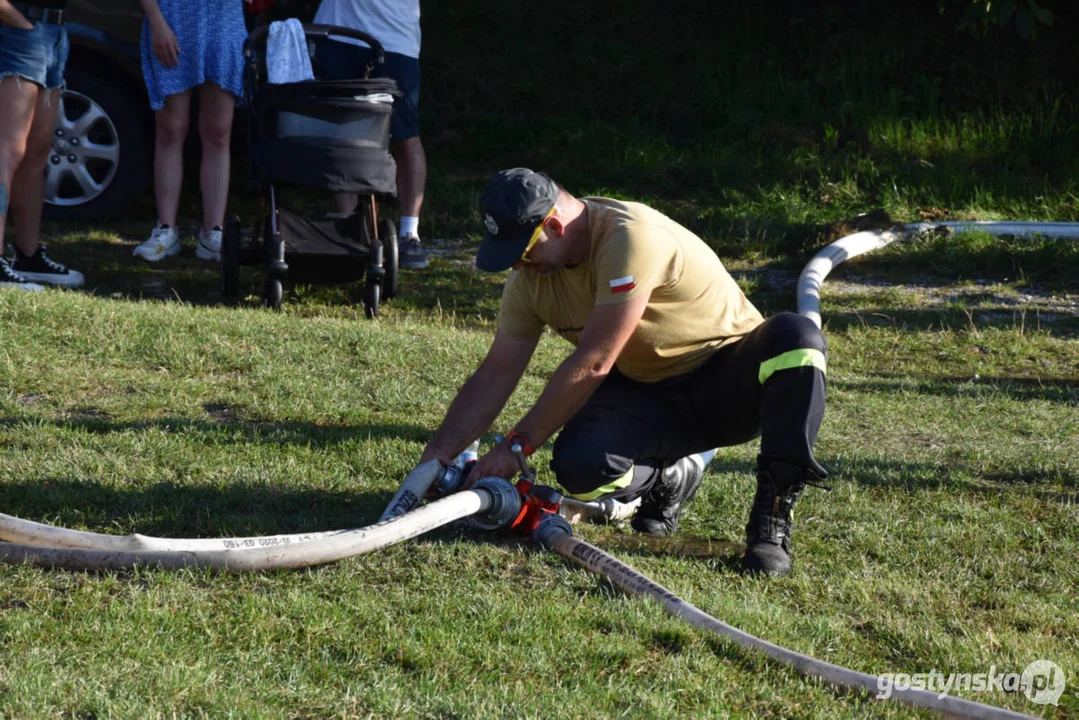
xmin=631 ymin=454 xmax=708 ymax=536
xmin=742 ymin=457 xmax=829 ymax=576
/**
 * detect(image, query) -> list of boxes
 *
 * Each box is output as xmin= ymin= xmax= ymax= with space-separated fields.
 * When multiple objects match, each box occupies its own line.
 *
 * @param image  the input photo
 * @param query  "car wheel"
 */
xmin=44 ymin=64 xmax=151 ymax=221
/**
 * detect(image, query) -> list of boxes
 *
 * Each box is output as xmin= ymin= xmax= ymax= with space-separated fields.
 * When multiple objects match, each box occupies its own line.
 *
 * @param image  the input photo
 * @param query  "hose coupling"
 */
xmin=469 ymin=477 xmax=524 ymax=530
xmin=531 ymin=514 xmax=573 ymax=548
xmin=434 ymin=460 xmax=474 ymax=497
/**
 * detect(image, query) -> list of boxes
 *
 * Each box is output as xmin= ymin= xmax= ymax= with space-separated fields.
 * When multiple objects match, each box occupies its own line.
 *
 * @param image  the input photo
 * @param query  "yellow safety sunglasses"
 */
xmin=519 ymin=207 xmax=556 ymax=263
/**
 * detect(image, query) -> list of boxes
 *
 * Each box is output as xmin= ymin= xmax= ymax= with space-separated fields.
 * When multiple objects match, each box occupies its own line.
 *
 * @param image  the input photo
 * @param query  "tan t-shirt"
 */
xmin=498 ymin=198 xmax=764 ymax=382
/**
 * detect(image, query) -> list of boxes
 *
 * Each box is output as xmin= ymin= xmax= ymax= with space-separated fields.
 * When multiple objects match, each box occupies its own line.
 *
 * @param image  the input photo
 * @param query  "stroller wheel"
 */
xmin=363 ymin=282 xmax=380 ymax=319
xmin=262 ymin=276 xmax=283 ymax=310
xmin=378 ymin=218 xmax=399 ymax=300
xmin=221 ymin=214 xmax=242 ymax=298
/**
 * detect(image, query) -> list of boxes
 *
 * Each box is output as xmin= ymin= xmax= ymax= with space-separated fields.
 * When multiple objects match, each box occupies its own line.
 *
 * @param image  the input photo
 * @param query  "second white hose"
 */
xmin=797 ymin=220 xmax=1079 ymax=328
xmin=545 ymin=530 xmax=1036 ymax=720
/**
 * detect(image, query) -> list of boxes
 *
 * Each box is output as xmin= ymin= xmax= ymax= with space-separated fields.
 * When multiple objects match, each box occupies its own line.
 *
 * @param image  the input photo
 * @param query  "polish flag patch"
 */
xmin=609 ymin=275 xmax=636 ymax=294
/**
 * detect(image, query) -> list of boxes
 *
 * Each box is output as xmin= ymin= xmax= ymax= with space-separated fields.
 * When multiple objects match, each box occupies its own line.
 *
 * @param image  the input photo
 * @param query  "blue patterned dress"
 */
xmin=140 ymin=0 xmax=247 ymax=110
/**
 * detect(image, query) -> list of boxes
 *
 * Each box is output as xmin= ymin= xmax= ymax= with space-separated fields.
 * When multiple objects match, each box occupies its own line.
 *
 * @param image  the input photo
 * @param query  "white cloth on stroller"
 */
xmin=353 ymin=93 xmax=394 ymax=104
xmin=267 ymin=18 xmax=315 ymax=84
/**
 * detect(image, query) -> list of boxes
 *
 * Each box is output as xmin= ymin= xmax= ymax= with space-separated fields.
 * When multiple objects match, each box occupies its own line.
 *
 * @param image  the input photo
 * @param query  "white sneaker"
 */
xmin=196 ymin=227 xmax=223 ymax=261
xmin=133 ymin=223 xmax=181 ymax=262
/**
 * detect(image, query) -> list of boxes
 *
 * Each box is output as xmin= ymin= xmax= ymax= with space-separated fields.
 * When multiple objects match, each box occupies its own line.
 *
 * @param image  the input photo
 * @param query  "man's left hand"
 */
xmin=465 ymin=442 xmax=524 ymax=488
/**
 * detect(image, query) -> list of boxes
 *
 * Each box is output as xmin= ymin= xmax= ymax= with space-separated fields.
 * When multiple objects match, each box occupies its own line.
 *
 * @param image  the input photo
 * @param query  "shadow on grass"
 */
xmin=830 ymin=375 xmax=1079 ymax=404
xmin=713 ymin=447 xmax=1072 ymax=502
xmin=829 ymin=456 xmax=1075 ymax=492
xmin=0 ymin=476 xmax=391 ymax=538
xmin=0 ymin=414 xmax=433 ymax=450
xmin=44 ymin=227 xmax=238 ymax=308
xmin=45 ymin=221 xmax=505 ymax=321
xmin=823 ymin=307 xmax=1079 ymax=337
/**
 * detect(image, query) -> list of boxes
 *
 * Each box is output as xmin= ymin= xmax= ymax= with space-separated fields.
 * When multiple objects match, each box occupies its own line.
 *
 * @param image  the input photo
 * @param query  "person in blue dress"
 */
xmin=133 ymin=0 xmax=251 ymax=263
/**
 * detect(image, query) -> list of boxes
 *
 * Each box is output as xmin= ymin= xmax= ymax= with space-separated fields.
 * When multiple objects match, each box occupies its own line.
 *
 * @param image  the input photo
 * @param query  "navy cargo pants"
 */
xmin=550 ymin=312 xmax=827 ymax=500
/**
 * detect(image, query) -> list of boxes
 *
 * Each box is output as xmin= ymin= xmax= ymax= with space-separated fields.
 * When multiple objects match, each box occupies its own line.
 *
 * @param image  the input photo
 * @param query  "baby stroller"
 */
xmin=222 ymin=23 xmax=400 ymax=316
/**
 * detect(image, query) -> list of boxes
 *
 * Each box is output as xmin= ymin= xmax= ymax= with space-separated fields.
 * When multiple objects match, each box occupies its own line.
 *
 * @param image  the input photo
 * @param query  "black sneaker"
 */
xmin=12 ymin=245 xmax=85 ymax=287
xmin=399 ymin=233 xmax=429 ymax=269
xmin=742 ymin=457 xmax=830 ymax=576
xmin=0 ymin=256 xmax=45 ymax=291
xmin=630 ymin=453 xmax=708 ymax=536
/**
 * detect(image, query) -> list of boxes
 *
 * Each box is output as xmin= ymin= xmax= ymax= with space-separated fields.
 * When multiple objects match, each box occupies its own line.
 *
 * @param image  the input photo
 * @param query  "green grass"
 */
xmin=0 ymin=254 xmax=1075 ymax=718
xmin=2 ymin=0 xmax=1078 ymax=716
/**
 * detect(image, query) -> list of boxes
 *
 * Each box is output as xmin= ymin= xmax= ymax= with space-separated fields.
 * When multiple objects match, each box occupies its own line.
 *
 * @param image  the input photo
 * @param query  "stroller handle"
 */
xmin=244 ymin=23 xmax=386 ymax=64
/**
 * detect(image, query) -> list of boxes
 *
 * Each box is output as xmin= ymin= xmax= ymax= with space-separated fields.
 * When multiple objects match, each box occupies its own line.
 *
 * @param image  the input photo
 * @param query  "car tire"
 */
xmin=44 ymin=63 xmax=152 ymax=221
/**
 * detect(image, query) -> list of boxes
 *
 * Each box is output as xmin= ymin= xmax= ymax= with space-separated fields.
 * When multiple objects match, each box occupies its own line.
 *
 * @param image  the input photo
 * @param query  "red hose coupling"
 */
xmin=509 ymin=478 xmax=564 ymax=535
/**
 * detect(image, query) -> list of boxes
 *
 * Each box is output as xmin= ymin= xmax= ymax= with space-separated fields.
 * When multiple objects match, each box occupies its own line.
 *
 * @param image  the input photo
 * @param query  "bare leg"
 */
xmin=11 ymin=87 xmax=63 ymax=256
xmin=391 ymin=136 xmax=428 ymax=268
xmin=197 ymin=81 xmax=234 ymax=231
xmin=0 ymin=76 xmax=41 ymax=254
xmin=153 ymin=91 xmax=192 ymax=227
xmin=392 ymin=136 xmax=426 ymax=219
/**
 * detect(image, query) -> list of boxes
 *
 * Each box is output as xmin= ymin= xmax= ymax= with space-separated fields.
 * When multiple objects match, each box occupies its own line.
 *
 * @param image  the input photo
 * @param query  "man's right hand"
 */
xmin=464 ymin=441 xmax=524 ymax=488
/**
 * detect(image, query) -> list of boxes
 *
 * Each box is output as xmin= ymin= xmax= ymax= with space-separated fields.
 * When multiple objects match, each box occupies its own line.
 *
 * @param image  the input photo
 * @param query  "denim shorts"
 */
xmin=0 ymin=20 xmax=69 ymax=91
xmin=314 ymin=40 xmax=420 ymax=142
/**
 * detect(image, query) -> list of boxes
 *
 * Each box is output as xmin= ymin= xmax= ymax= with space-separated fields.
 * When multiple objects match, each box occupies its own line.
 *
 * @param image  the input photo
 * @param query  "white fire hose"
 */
xmin=0 ymin=512 xmax=349 ymax=552
xmin=0 ymin=462 xmax=447 ymax=553
xmin=0 ymin=477 xmax=521 ymax=572
xmin=797 ymin=220 xmax=1079 ymax=328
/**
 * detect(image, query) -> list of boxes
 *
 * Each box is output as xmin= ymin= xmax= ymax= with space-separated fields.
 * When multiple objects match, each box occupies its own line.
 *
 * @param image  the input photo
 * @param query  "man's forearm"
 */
xmin=512 ymin=349 xmax=609 ymax=450
xmin=424 ymin=369 xmax=519 ymax=462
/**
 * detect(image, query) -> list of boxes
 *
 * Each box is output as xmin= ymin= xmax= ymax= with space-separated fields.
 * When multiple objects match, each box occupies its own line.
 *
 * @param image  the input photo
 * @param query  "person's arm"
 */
xmin=469 ymin=294 xmax=650 ymax=481
xmin=0 ymin=1 xmax=33 ymax=29
xmin=419 ymin=330 xmax=540 ymax=467
xmin=137 ymin=0 xmax=181 ymax=69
